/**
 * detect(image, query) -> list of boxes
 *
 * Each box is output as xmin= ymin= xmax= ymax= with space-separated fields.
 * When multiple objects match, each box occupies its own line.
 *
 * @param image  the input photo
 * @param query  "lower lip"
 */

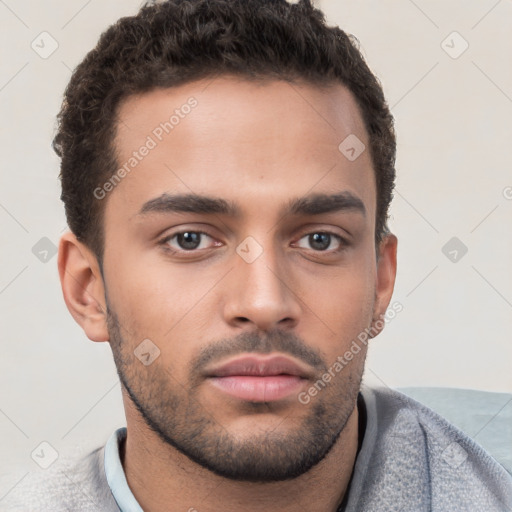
xmin=208 ymin=375 xmax=304 ymax=402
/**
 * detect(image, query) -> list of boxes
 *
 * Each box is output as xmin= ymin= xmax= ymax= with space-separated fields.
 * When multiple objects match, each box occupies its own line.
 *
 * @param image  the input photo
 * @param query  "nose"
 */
xmin=222 ymin=242 xmax=302 ymax=332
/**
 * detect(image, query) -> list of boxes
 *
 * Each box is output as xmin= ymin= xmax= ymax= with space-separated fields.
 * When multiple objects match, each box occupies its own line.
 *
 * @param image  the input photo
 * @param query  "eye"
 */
xmin=161 ymin=231 xmax=218 ymax=252
xmin=295 ymin=232 xmax=346 ymax=252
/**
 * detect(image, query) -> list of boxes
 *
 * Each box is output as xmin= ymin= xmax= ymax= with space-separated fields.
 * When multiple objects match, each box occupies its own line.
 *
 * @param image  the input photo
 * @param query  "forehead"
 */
xmin=106 ymin=76 xmax=375 ymax=227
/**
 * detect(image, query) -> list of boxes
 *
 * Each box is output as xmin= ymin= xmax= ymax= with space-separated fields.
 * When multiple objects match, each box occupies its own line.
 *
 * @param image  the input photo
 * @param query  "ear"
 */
xmin=369 ymin=233 xmax=398 ymax=338
xmin=58 ymin=231 xmax=109 ymax=342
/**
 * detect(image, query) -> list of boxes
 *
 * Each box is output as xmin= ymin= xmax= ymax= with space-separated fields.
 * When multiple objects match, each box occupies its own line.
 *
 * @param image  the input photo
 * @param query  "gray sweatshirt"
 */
xmin=2 ymin=386 xmax=511 ymax=511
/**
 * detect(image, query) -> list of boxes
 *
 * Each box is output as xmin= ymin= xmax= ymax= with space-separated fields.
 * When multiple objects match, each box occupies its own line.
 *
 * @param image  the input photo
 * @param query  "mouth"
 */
xmin=205 ymin=354 xmax=312 ymax=402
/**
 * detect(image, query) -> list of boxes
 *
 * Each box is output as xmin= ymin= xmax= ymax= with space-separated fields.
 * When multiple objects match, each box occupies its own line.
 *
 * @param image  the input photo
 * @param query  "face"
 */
xmin=99 ymin=77 xmax=394 ymax=482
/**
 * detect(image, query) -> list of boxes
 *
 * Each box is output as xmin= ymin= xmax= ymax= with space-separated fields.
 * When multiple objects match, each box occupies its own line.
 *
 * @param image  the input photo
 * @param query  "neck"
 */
xmin=121 ymin=400 xmax=360 ymax=512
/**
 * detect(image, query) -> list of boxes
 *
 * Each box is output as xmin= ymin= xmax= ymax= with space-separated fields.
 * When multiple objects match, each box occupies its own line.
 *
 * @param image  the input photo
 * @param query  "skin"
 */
xmin=58 ymin=76 xmax=397 ymax=512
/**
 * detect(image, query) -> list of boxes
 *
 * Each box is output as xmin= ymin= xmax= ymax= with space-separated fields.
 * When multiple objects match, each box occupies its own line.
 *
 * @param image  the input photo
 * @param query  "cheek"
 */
xmin=104 ymin=254 xmax=219 ymax=370
xmin=300 ymin=260 xmax=375 ymax=359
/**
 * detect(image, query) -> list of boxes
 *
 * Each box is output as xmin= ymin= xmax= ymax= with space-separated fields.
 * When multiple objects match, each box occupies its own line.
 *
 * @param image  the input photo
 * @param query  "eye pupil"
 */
xmin=177 ymin=232 xmax=201 ymax=250
xmin=309 ymin=233 xmax=330 ymax=251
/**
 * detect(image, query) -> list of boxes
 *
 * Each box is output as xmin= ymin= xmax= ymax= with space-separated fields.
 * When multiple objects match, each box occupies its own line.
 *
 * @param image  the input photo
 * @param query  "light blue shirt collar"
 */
xmin=104 ymin=427 xmax=144 ymax=512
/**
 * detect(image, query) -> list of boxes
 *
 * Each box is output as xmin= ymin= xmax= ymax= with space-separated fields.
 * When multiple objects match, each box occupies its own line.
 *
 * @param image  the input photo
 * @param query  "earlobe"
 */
xmin=58 ymin=232 xmax=109 ymax=342
xmin=370 ymin=233 xmax=398 ymax=338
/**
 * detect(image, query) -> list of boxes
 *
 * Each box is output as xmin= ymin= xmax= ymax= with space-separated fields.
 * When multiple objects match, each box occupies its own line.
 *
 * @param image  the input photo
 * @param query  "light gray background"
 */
xmin=1 ymin=0 xmax=511 ymax=492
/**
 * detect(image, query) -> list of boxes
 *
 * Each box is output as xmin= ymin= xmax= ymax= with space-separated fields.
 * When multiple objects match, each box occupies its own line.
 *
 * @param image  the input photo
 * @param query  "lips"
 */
xmin=207 ymin=355 xmax=312 ymax=378
xmin=205 ymin=354 xmax=312 ymax=402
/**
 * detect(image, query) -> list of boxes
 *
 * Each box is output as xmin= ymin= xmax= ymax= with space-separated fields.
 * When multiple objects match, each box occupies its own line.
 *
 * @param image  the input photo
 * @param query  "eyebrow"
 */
xmin=138 ymin=191 xmax=366 ymax=218
xmin=286 ymin=192 xmax=366 ymax=217
xmin=139 ymin=193 xmax=239 ymax=216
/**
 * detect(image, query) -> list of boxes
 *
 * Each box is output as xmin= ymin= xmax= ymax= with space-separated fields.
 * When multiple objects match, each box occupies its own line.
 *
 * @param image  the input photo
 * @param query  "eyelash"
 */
xmin=159 ymin=230 xmax=349 ymax=256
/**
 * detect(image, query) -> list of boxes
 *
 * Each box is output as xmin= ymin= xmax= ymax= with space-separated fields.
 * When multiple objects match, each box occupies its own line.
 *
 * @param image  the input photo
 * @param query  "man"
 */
xmin=3 ymin=0 xmax=511 ymax=510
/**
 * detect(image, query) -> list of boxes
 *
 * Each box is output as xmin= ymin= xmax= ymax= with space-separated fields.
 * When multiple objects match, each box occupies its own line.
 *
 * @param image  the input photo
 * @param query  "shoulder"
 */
xmin=356 ymin=385 xmax=512 ymax=511
xmin=1 ymin=445 xmax=119 ymax=512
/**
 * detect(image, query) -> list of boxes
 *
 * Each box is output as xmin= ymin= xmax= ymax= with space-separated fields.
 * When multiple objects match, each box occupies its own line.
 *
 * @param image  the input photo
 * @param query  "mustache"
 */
xmin=189 ymin=329 xmax=328 ymax=378
xmin=105 ymin=306 xmax=328 ymax=378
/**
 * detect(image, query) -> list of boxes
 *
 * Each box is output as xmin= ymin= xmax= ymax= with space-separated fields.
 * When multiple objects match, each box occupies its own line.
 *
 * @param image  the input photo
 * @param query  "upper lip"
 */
xmin=205 ymin=354 xmax=314 ymax=379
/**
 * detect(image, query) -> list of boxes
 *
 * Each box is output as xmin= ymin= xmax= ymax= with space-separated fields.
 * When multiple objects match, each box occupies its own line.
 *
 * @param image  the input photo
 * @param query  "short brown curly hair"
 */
xmin=54 ymin=0 xmax=396 ymax=264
